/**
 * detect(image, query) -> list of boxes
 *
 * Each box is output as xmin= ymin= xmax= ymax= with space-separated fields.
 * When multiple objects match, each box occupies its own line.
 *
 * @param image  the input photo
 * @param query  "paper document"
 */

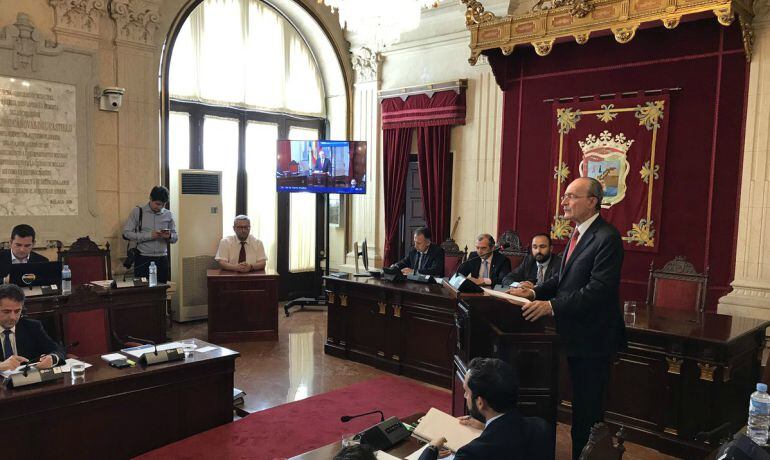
xmin=1 ymin=358 xmax=90 ymax=377
xmin=413 ymin=408 xmax=481 ymax=453
xmin=481 ymin=287 xmax=529 ymax=305
xmin=60 ymin=358 xmax=92 ymax=372
xmin=405 ymin=445 xmax=455 ymax=460
xmin=196 ymin=346 xmax=217 ymax=353
xmin=121 ymin=341 xmax=186 ymax=358
xmin=433 ymin=277 xmax=444 ymax=285
xmin=101 ymin=353 xmax=126 ymax=362
xmin=375 ymin=451 xmax=401 ymax=460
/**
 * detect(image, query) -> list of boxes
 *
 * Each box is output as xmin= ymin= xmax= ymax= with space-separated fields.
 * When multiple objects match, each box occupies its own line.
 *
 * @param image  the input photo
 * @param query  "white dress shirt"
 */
xmin=574 ymin=212 xmax=601 ymax=245
xmin=215 ymin=234 xmax=267 ymax=267
xmin=11 ymin=252 xmax=28 ymax=264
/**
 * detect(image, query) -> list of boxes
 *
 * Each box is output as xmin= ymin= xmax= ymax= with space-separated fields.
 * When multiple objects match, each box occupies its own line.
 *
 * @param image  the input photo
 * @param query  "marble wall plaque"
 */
xmin=0 ymin=75 xmax=78 ymax=215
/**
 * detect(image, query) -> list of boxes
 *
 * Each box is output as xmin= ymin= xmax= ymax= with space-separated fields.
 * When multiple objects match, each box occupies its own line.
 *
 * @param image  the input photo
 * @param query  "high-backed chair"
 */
xmin=579 ymin=423 xmax=626 ymax=460
xmin=60 ymin=284 xmax=112 ymax=356
xmin=498 ymin=229 xmax=528 ymax=270
xmin=647 ymin=256 xmax=709 ymax=312
xmin=441 ymin=239 xmax=467 ymax=277
xmin=58 ymin=236 xmax=112 ymax=287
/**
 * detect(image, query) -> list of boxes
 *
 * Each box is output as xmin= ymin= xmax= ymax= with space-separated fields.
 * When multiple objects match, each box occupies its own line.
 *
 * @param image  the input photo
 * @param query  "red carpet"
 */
xmin=136 ymin=376 xmax=451 ymax=460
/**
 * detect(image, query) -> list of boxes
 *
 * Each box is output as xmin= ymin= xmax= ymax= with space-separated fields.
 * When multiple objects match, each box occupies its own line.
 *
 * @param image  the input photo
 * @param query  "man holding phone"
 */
xmin=0 ymin=283 xmax=65 ymax=371
xmin=122 ymin=186 xmax=178 ymax=284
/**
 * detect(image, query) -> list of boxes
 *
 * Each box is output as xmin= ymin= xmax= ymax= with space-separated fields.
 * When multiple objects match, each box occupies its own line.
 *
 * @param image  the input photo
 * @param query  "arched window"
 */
xmin=167 ymin=0 xmax=327 ymax=273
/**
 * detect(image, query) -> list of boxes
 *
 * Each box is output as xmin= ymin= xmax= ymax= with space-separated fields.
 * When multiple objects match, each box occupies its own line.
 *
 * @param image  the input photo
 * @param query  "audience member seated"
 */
xmin=0 ymin=283 xmax=65 ymax=371
xmin=392 ymin=226 xmax=445 ymax=277
xmin=333 ymin=444 xmax=377 ymax=460
xmin=215 ymin=215 xmax=267 ymax=273
xmin=420 ymin=357 xmax=552 ymax=460
xmin=0 ymin=224 xmax=49 ymax=280
xmin=458 ymin=233 xmax=511 ymax=286
xmin=501 ymin=233 xmax=561 ymax=289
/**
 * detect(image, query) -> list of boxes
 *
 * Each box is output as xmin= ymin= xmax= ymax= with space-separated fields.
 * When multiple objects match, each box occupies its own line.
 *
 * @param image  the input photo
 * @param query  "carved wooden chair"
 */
xmin=58 ymin=236 xmax=112 ymax=287
xmin=647 ymin=256 xmax=709 ymax=312
xmin=442 ymin=238 xmax=468 ymax=277
xmin=498 ymin=229 xmax=528 ymax=270
xmin=579 ymin=423 xmax=626 ymax=460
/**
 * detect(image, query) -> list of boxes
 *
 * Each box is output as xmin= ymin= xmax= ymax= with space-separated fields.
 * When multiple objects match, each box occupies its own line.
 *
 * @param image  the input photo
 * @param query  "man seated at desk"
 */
xmin=500 ymin=233 xmax=561 ymax=289
xmin=420 ymin=358 xmax=551 ymax=460
xmin=215 ymin=215 xmax=267 ymax=273
xmin=0 ymin=283 xmax=65 ymax=371
xmin=0 ymin=224 xmax=49 ymax=280
xmin=458 ymin=233 xmax=511 ymax=286
xmin=391 ymin=227 xmax=444 ymax=277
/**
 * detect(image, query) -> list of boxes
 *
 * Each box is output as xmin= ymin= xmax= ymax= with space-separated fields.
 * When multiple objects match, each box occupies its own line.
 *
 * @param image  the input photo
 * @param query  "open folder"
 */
xmin=481 ymin=287 xmax=529 ymax=306
xmin=413 ymin=408 xmax=482 ymax=453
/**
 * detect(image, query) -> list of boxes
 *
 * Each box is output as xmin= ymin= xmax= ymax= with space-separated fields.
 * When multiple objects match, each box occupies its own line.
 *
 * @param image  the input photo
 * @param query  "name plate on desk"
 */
xmin=23 ymin=285 xmax=59 ymax=297
xmin=8 ymin=367 xmax=65 ymax=388
xmin=112 ymin=278 xmax=149 ymax=288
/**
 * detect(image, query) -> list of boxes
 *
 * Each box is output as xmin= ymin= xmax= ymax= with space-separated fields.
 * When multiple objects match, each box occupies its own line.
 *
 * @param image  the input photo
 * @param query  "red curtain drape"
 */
xmin=417 ymin=125 xmax=451 ymax=245
xmin=382 ymin=127 xmax=413 ymax=266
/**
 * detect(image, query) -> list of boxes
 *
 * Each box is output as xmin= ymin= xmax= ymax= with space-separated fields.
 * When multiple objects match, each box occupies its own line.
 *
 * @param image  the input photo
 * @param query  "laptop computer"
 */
xmin=8 ymin=261 xmax=63 ymax=296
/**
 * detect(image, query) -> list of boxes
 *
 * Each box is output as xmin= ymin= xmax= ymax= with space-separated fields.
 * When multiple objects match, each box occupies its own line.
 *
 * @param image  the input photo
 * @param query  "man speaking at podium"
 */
xmin=0 ymin=284 xmax=65 ymax=371
xmin=509 ymin=177 xmax=626 ymax=459
xmin=215 ymin=215 xmax=267 ymax=273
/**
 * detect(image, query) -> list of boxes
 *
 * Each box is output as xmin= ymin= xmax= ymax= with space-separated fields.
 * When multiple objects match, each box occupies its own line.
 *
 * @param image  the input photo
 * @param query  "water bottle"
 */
xmin=61 ymin=264 xmax=72 ymax=295
xmin=148 ymin=262 xmax=157 ymax=287
xmin=748 ymin=383 xmax=770 ymax=445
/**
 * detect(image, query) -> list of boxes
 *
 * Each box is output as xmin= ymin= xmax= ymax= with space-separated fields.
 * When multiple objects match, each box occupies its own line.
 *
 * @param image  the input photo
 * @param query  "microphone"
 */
xmin=124 ymin=259 xmax=154 ymax=281
xmin=126 ymin=335 xmax=158 ymax=356
xmin=124 ymin=335 xmax=185 ymax=366
xmin=341 ymin=410 xmax=385 ymax=423
xmin=452 ymin=242 xmax=511 ymax=278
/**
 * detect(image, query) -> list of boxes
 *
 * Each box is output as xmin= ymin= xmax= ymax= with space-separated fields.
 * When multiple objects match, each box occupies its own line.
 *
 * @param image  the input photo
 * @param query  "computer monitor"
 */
xmin=9 ymin=261 xmax=63 ymax=291
xmin=353 ymin=240 xmax=371 ymax=277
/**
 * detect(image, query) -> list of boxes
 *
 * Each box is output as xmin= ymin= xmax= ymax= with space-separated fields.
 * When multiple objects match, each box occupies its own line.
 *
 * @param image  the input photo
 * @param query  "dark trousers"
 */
xmin=567 ymin=356 xmax=611 ymax=460
xmin=135 ymin=254 xmax=169 ymax=284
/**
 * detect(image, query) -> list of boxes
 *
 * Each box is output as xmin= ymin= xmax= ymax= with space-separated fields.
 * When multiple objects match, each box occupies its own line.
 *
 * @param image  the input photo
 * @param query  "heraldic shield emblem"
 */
xmin=578 ymin=130 xmax=633 ymax=208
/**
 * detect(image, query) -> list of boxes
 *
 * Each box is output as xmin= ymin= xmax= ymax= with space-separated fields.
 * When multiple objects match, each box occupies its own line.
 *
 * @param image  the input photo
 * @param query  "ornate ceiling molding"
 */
xmin=461 ymin=0 xmax=755 ymax=65
xmin=109 ymin=0 xmax=160 ymax=48
xmin=0 ymin=13 xmax=63 ymax=72
xmin=351 ymin=47 xmax=382 ymax=83
xmin=49 ymin=0 xmax=108 ymax=38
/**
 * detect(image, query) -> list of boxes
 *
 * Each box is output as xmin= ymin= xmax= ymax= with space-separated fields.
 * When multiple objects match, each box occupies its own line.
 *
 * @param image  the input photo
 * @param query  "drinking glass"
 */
xmin=180 ymin=339 xmax=197 ymax=358
xmin=342 ymin=433 xmax=359 ymax=448
xmin=70 ymin=362 xmax=86 ymax=380
xmin=623 ymin=301 xmax=637 ymax=325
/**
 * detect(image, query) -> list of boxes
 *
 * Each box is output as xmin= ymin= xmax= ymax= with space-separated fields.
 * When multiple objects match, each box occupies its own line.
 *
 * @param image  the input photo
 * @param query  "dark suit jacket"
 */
xmin=11 ymin=317 xmax=66 ymax=365
xmin=313 ymin=158 xmax=331 ymax=173
xmin=418 ymin=411 xmax=553 ymax=460
xmin=393 ymin=243 xmax=445 ymax=277
xmin=458 ymin=252 xmax=512 ymax=286
xmin=0 ymin=249 xmax=49 ymax=280
xmin=534 ymin=216 xmax=626 ymax=357
xmin=501 ymin=253 xmax=562 ymax=287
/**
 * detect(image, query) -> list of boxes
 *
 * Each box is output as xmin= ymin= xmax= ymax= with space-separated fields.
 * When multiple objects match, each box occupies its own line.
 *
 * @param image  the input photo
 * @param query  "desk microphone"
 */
xmin=341 ymin=410 xmax=385 ymax=423
xmin=124 ymin=335 xmax=184 ymax=366
xmin=126 ymin=335 xmax=158 ymax=356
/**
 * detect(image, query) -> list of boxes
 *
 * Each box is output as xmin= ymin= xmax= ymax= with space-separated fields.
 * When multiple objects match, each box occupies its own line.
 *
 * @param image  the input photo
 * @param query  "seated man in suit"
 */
xmin=0 ymin=224 xmax=49 ymax=280
xmin=391 ymin=227 xmax=445 ymax=277
xmin=313 ymin=149 xmax=332 ymax=174
xmin=215 ymin=215 xmax=267 ymax=273
xmin=500 ymin=233 xmax=561 ymax=288
xmin=0 ymin=283 xmax=65 ymax=371
xmin=420 ymin=357 xmax=551 ymax=460
xmin=458 ymin=233 xmax=511 ymax=286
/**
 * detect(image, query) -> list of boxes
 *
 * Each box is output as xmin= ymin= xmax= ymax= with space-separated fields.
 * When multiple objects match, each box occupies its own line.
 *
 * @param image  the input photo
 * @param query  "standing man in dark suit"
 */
xmin=0 ymin=224 xmax=49 ymax=281
xmin=500 ymin=233 xmax=561 ymax=288
xmin=458 ymin=233 xmax=511 ymax=286
xmin=510 ymin=177 xmax=625 ymax=459
xmin=0 ymin=283 xmax=65 ymax=371
xmin=392 ymin=227 xmax=445 ymax=277
xmin=419 ymin=357 xmax=552 ymax=460
xmin=313 ymin=149 xmax=332 ymax=173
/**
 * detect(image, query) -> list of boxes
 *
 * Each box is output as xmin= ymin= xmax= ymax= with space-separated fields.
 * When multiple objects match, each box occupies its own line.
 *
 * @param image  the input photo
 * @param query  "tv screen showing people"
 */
xmin=276 ymin=140 xmax=366 ymax=194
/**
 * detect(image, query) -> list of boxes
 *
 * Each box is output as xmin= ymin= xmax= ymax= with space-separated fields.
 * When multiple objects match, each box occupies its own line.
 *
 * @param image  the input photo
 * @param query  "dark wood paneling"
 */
xmin=207 ymin=269 xmax=279 ymax=342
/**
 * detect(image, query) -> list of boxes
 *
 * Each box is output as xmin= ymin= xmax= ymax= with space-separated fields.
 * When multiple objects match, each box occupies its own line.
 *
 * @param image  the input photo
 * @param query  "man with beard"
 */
xmin=419 ymin=358 xmax=551 ymax=460
xmin=500 ymin=233 xmax=560 ymax=288
xmin=215 ymin=215 xmax=267 ymax=272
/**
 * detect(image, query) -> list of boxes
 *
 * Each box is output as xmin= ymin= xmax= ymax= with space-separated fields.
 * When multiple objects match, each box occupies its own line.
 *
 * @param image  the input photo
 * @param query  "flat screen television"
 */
xmin=276 ymin=140 xmax=367 ymax=194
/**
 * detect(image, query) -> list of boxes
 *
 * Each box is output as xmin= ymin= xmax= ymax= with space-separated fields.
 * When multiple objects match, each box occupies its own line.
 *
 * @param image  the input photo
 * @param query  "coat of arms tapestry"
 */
xmin=549 ymin=94 xmax=670 ymax=252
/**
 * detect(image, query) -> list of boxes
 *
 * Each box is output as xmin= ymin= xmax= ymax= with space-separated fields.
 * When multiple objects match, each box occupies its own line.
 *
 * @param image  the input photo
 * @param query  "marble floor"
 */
xmin=168 ymin=307 xmax=679 ymax=460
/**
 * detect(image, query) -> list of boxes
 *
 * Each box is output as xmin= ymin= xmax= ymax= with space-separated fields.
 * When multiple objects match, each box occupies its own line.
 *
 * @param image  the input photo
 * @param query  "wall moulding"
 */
xmin=49 ymin=0 xmax=108 ymax=38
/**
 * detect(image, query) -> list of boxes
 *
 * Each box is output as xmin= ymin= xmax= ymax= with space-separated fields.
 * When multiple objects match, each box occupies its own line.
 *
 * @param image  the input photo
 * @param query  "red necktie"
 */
xmin=238 ymin=242 xmax=246 ymax=263
xmin=565 ymin=228 xmax=580 ymax=262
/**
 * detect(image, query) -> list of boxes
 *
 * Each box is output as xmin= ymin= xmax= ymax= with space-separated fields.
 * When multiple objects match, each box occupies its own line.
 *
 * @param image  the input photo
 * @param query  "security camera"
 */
xmin=98 ymin=87 xmax=125 ymax=111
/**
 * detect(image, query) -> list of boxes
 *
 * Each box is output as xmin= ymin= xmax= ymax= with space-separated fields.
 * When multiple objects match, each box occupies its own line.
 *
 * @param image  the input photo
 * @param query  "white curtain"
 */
xmin=246 ymin=121 xmax=279 ymax=271
xmin=168 ymin=112 xmax=190 ymax=218
xmin=169 ymin=0 xmax=325 ymax=116
xmin=288 ymin=127 xmax=318 ymax=272
xmin=203 ymin=116 xmax=239 ymax=237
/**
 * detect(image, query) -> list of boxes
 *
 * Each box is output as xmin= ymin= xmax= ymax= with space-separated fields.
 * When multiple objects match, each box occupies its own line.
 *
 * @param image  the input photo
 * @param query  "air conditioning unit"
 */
xmin=171 ymin=170 xmax=223 ymax=322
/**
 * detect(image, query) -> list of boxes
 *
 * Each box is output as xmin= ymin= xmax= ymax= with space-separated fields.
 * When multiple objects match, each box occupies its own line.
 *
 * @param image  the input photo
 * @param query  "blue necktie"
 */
xmin=3 ymin=329 xmax=12 ymax=360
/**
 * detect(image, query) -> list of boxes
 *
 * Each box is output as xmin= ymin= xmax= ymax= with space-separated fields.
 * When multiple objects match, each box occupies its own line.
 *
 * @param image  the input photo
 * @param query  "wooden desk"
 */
xmin=24 ymin=283 xmax=168 ymax=347
xmin=0 ymin=339 xmax=238 ymax=459
xmin=289 ymin=413 xmax=426 ymax=459
xmin=207 ymin=269 xmax=279 ymax=342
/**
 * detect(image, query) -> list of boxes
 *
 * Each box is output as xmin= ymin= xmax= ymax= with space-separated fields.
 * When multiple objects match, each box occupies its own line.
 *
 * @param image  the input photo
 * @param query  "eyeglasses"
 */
xmin=561 ymin=193 xmax=594 ymax=201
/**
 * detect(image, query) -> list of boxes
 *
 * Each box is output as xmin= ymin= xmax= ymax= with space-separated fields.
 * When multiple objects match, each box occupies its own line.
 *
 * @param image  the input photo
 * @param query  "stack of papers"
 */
xmin=413 ymin=408 xmax=481 ymax=452
xmin=481 ymin=287 xmax=529 ymax=305
xmin=1 ymin=358 xmax=91 ymax=378
xmin=121 ymin=342 xmax=187 ymax=358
